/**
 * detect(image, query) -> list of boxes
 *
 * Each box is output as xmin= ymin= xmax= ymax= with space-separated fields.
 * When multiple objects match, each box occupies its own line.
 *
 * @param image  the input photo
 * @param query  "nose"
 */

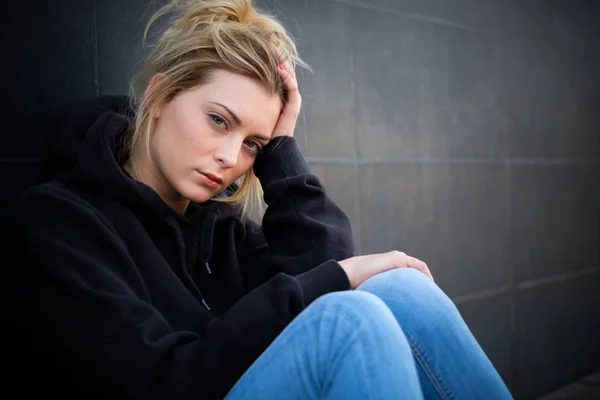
xmin=214 ymin=135 xmax=242 ymax=168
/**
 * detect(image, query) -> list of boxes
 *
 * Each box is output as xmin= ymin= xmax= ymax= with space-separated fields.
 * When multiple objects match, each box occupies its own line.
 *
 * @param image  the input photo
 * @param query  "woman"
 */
xmin=4 ymin=0 xmax=513 ymax=399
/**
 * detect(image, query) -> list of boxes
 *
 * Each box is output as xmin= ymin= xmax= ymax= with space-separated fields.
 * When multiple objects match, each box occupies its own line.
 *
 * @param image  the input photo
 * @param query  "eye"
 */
xmin=209 ymin=114 xmax=227 ymax=129
xmin=244 ymin=139 xmax=263 ymax=154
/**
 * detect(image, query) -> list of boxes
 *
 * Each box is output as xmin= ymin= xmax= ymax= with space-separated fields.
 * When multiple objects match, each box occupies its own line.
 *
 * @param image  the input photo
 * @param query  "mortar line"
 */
xmin=327 ymin=0 xmax=590 ymax=56
xmin=92 ymin=0 xmax=99 ymax=95
xmin=450 ymin=266 xmax=600 ymax=305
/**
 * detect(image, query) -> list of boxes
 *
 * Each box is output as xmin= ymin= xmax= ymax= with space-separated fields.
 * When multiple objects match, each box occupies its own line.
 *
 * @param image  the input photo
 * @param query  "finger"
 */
xmin=389 ymin=251 xmax=434 ymax=282
xmin=405 ymin=255 xmax=429 ymax=278
xmin=275 ymin=49 xmax=296 ymax=79
xmin=269 ymin=41 xmax=297 ymax=80
xmin=281 ymin=58 xmax=296 ymax=80
xmin=412 ymin=258 xmax=434 ymax=281
xmin=277 ymin=65 xmax=300 ymax=97
xmin=277 ymin=63 xmax=297 ymax=88
xmin=406 ymin=255 xmax=434 ymax=281
xmin=422 ymin=264 xmax=434 ymax=282
xmin=421 ymin=262 xmax=434 ymax=282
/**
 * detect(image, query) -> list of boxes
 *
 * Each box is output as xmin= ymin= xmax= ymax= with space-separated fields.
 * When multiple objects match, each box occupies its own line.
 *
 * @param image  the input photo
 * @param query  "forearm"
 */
xmin=243 ymin=136 xmax=354 ymax=280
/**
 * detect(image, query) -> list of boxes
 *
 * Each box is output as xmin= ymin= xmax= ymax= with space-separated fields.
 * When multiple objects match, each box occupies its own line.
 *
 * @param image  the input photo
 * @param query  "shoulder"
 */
xmin=9 ymin=180 xmax=125 ymax=233
xmin=15 ymin=180 xmax=91 ymax=208
xmin=3 ymin=181 xmax=135 ymax=271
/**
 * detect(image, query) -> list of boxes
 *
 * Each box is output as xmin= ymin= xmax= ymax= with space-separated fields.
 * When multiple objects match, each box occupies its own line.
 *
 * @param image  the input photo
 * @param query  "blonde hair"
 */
xmin=122 ymin=0 xmax=309 ymax=217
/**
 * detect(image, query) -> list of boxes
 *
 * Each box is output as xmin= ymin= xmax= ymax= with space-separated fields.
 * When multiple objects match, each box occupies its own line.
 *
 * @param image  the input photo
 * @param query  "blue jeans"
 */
xmin=225 ymin=268 xmax=513 ymax=399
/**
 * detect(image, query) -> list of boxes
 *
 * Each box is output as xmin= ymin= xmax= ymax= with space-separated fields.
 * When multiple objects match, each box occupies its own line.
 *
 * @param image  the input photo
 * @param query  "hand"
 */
xmin=338 ymin=251 xmax=434 ymax=289
xmin=272 ymin=57 xmax=301 ymax=138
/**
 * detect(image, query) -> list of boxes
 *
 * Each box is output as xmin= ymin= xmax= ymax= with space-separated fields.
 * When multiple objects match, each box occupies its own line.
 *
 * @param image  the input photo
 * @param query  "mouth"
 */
xmin=196 ymin=170 xmax=223 ymax=189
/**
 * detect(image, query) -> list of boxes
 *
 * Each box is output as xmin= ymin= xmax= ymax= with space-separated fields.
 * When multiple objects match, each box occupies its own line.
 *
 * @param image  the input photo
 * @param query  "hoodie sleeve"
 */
xmin=239 ymin=136 xmax=355 ymax=291
xmin=4 ymin=183 xmax=349 ymax=400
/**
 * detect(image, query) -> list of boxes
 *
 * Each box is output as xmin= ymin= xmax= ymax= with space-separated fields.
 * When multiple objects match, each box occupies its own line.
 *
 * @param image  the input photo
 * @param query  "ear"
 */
xmin=144 ymin=73 xmax=167 ymax=118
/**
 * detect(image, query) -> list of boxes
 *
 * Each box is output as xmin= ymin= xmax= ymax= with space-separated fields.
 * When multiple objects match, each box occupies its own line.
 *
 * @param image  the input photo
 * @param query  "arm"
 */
xmin=239 ymin=136 xmax=355 ymax=290
xmin=237 ymin=56 xmax=353 ymax=290
xmin=5 ymin=184 xmax=349 ymax=400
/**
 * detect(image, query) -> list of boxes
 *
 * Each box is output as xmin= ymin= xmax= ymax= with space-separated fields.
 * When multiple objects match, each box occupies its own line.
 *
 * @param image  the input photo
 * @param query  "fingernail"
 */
xmin=278 ymin=64 xmax=284 ymax=70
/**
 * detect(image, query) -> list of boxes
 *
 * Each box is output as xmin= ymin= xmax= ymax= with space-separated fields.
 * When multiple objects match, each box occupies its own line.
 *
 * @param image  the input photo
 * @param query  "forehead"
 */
xmin=190 ymin=70 xmax=282 ymax=132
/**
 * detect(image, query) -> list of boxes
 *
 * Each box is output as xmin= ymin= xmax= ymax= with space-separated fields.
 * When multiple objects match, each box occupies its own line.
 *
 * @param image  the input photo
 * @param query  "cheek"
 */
xmin=149 ymin=120 xmax=170 ymax=164
xmin=164 ymin=116 xmax=211 ymax=158
xmin=230 ymin=156 xmax=255 ymax=182
xmin=150 ymin=124 xmax=196 ymax=179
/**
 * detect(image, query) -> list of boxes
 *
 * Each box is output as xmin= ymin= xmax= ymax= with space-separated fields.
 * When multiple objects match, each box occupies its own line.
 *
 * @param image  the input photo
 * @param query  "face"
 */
xmin=146 ymin=69 xmax=282 ymax=209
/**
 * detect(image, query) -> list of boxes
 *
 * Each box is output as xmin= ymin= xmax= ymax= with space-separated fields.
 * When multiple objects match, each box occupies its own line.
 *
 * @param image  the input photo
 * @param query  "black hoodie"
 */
xmin=4 ymin=95 xmax=354 ymax=399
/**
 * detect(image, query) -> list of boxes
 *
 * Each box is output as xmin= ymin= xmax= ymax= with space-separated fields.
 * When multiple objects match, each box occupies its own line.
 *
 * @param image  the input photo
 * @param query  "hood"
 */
xmin=48 ymin=96 xmax=242 ymax=301
xmin=50 ymin=95 xmax=134 ymax=181
xmin=50 ymin=94 xmax=240 ymax=221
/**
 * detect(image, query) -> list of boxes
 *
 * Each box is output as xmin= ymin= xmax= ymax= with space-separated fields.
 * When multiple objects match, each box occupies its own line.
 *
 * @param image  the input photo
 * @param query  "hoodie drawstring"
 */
xmin=199 ymin=213 xmax=217 ymax=276
xmin=165 ymin=215 xmax=211 ymax=311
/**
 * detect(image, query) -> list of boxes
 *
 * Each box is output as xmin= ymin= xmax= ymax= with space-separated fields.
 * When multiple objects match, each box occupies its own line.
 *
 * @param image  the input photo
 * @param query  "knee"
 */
xmin=297 ymin=292 xmax=413 ymax=383
xmin=359 ymin=268 xmax=458 ymax=315
xmin=306 ymin=291 xmax=411 ymax=355
xmin=309 ymin=291 xmax=398 ymax=329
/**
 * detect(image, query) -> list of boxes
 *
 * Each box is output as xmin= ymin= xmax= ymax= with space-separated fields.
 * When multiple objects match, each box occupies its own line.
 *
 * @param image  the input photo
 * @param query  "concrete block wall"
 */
xmin=2 ymin=1 xmax=598 ymax=398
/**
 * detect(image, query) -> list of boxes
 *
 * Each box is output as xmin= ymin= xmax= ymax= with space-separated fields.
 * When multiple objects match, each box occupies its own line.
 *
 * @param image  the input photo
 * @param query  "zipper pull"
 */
xmin=201 ymin=298 xmax=211 ymax=311
xmin=205 ymin=262 xmax=212 ymax=275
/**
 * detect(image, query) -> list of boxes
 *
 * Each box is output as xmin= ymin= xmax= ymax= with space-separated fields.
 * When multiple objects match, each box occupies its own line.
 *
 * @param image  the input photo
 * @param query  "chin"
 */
xmin=188 ymin=191 xmax=215 ymax=204
xmin=179 ymin=184 xmax=215 ymax=204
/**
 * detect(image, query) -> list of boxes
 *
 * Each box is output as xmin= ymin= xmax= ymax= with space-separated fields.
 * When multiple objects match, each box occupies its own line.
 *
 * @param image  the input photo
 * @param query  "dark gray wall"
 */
xmin=2 ymin=0 xmax=599 ymax=398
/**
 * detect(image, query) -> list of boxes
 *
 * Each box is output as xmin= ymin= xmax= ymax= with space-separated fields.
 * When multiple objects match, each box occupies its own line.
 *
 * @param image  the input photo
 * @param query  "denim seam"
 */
xmin=320 ymin=309 xmax=366 ymax=384
xmin=407 ymin=335 xmax=454 ymax=400
xmin=320 ymin=309 xmax=371 ymax=400
xmin=279 ymin=307 xmax=367 ymax=398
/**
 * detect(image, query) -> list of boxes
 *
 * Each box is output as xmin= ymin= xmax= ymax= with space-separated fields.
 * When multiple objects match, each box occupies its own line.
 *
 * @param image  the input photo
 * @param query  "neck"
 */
xmin=124 ymin=150 xmax=190 ymax=215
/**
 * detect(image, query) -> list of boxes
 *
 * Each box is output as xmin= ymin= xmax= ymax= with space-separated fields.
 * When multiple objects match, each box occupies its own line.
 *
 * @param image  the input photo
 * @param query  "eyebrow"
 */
xmin=211 ymin=102 xmax=241 ymax=125
xmin=210 ymin=101 xmax=271 ymax=142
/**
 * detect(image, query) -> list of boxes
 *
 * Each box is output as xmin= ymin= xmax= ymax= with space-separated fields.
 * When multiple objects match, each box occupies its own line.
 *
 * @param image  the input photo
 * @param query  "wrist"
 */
xmin=254 ymin=137 xmax=310 ymax=183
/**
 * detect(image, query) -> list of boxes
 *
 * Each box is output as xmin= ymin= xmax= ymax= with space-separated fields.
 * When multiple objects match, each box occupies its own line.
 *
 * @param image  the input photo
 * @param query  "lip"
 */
xmin=196 ymin=170 xmax=223 ymax=189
